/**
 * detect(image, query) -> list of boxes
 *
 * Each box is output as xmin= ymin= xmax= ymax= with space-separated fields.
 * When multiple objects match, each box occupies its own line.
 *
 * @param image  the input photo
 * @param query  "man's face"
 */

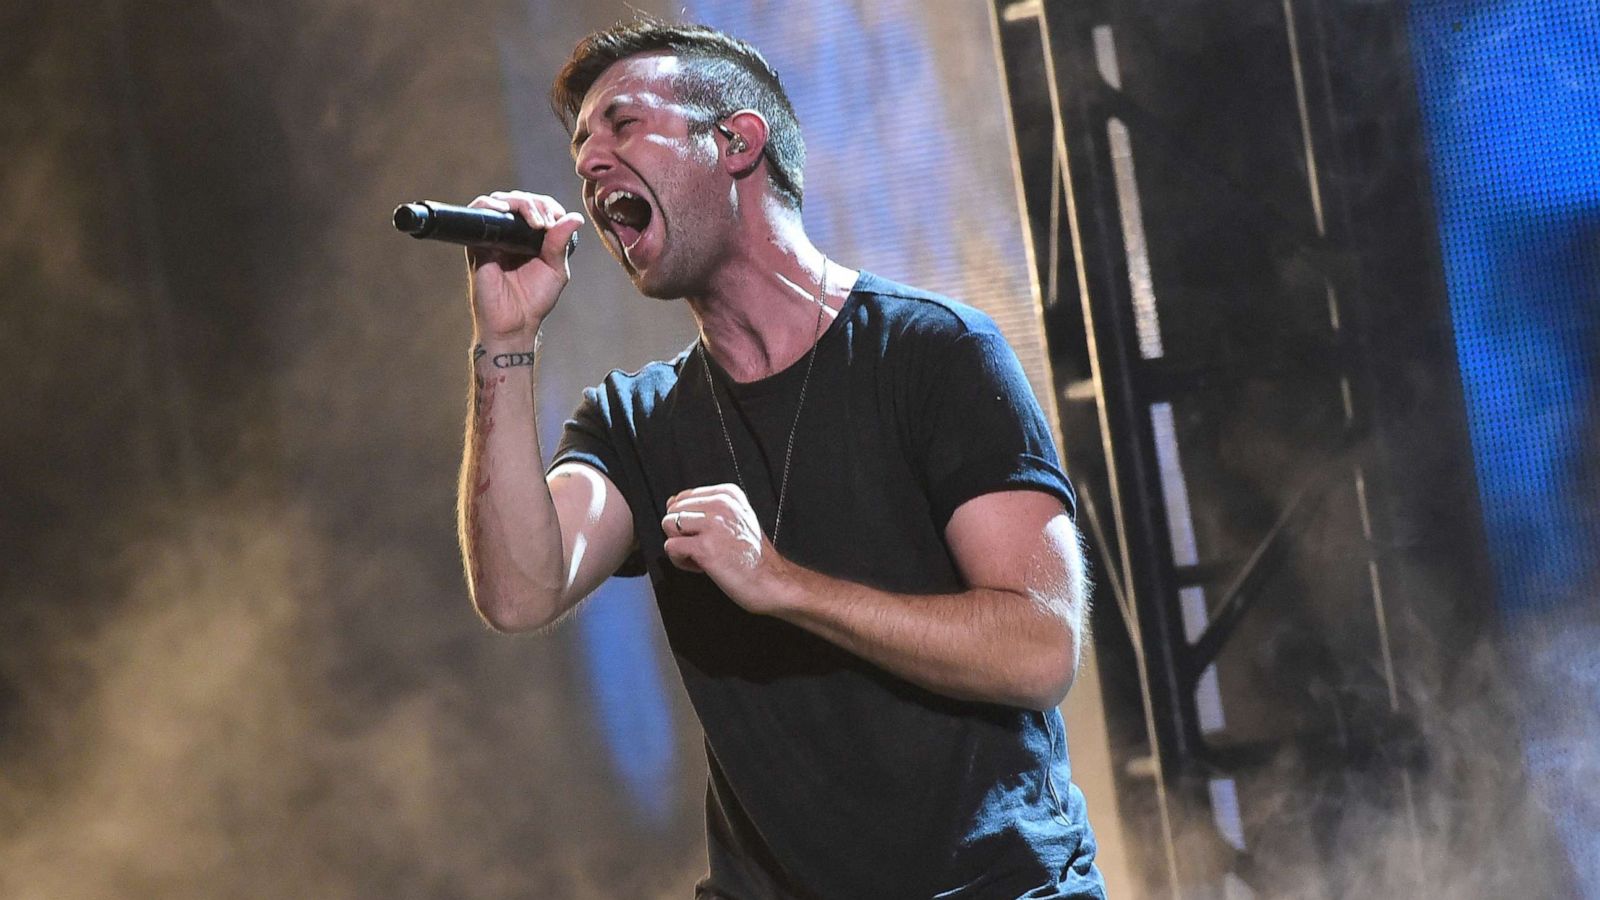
xmin=570 ymin=54 xmax=730 ymax=299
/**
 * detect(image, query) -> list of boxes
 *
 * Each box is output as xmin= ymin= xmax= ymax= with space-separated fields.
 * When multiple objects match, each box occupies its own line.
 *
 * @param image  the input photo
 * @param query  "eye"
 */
xmin=615 ymin=117 xmax=638 ymax=133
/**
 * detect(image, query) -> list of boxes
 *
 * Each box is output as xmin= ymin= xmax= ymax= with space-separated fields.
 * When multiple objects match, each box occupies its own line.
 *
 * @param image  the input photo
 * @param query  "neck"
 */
xmin=687 ymin=198 xmax=857 ymax=382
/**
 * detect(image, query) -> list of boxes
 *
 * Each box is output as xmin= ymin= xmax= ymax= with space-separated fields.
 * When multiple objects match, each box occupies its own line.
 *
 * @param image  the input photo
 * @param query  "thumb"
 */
xmin=540 ymin=211 xmax=585 ymax=272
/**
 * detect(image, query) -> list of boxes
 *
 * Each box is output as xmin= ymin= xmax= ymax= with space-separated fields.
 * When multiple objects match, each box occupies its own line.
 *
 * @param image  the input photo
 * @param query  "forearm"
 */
xmin=457 ymin=335 xmax=565 ymax=631
xmin=765 ymin=561 xmax=1080 ymax=710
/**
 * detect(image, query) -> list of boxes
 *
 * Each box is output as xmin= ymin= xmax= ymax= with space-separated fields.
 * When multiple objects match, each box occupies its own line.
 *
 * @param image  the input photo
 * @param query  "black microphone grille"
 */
xmin=392 ymin=203 xmax=432 ymax=236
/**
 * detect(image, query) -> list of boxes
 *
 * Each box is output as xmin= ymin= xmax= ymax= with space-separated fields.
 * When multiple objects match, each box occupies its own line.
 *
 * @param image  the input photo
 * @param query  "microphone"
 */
xmin=392 ymin=200 xmax=577 ymax=257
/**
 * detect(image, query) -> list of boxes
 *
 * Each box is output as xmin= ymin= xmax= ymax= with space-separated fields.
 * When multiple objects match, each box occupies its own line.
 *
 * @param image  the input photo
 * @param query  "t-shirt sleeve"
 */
xmin=548 ymin=383 xmax=647 ymax=577
xmin=914 ymin=328 xmax=1077 ymax=530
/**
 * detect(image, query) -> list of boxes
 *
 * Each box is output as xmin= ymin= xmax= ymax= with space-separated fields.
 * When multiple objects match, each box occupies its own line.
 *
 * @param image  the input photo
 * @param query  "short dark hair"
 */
xmin=551 ymin=19 xmax=806 ymax=210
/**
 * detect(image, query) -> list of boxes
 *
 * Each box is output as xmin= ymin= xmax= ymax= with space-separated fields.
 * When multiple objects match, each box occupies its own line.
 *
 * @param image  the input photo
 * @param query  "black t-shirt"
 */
xmin=552 ymin=272 xmax=1105 ymax=899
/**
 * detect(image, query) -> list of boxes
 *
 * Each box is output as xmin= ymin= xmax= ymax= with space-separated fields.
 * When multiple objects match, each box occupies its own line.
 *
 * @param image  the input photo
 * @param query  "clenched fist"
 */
xmin=662 ymin=484 xmax=793 ymax=614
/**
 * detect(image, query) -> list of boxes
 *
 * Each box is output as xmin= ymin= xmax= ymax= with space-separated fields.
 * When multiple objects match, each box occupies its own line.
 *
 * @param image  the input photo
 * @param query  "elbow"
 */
xmin=464 ymin=547 xmax=572 ymax=633
xmin=471 ymin=582 xmax=562 ymax=634
xmin=477 ymin=603 xmax=535 ymax=634
xmin=474 ymin=596 xmax=532 ymax=634
xmin=1018 ymin=628 xmax=1081 ymax=711
xmin=1019 ymin=664 xmax=1074 ymax=712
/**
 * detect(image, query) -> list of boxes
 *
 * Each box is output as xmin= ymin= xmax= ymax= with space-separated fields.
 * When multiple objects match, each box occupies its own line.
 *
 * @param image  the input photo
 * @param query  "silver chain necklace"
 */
xmin=696 ymin=259 xmax=831 ymax=548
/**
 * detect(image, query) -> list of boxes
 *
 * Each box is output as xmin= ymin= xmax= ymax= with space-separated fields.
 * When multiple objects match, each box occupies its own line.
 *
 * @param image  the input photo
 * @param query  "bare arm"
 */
xmin=455 ymin=190 xmax=635 ymax=631
xmin=663 ymin=487 xmax=1088 ymax=710
xmin=457 ymin=354 xmax=634 ymax=631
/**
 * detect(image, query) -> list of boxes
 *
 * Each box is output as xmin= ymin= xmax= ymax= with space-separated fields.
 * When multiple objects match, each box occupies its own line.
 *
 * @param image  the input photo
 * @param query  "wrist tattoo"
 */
xmin=471 ymin=340 xmax=539 ymax=368
xmin=492 ymin=350 xmax=537 ymax=368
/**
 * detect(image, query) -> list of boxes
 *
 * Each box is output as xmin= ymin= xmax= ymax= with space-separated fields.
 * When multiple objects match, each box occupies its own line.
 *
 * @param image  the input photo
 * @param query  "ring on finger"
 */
xmin=673 ymin=512 xmax=684 ymax=535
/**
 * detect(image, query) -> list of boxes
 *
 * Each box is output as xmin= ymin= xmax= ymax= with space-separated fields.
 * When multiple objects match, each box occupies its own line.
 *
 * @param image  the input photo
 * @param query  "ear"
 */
xmin=716 ymin=109 xmax=769 ymax=177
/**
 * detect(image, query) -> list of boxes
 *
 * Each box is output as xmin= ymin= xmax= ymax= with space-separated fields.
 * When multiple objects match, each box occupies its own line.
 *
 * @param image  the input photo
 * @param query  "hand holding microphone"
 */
xmin=398 ymin=192 xmax=585 ymax=345
xmin=394 ymin=199 xmax=581 ymax=258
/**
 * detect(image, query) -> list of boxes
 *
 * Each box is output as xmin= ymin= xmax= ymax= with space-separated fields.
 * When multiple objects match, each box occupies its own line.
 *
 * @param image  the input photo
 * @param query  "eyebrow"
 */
xmin=570 ymin=98 xmax=634 ymax=156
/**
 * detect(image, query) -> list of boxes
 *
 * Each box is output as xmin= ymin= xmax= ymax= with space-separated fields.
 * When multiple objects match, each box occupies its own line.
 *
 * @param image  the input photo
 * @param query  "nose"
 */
xmin=575 ymin=138 xmax=613 ymax=182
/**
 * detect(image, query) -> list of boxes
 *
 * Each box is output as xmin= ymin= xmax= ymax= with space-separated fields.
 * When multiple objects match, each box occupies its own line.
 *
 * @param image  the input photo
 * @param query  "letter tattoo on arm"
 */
xmin=470 ymin=341 xmax=540 ymax=369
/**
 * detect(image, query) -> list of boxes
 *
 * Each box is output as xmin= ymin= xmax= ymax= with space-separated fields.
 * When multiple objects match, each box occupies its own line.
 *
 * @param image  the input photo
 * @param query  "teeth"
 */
xmin=601 ymin=190 xmax=639 ymax=218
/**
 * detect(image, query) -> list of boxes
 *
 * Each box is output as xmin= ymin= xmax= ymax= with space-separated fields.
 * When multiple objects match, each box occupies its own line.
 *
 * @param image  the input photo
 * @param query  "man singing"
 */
xmin=457 ymin=19 xmax=1106 ymax=899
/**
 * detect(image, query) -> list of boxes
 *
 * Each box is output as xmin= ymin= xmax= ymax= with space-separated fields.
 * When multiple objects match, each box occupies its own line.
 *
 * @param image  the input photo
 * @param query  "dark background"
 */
xmin=2 ymin=0 xmax=1595 ymax=897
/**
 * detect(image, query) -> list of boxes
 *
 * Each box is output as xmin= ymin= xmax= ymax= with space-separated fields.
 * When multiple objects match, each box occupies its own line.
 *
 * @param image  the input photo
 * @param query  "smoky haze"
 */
xmin=0 ymin=1 xmax=1593 ymax=898
xmin=0 ymin=1 xmax=703 ymax=897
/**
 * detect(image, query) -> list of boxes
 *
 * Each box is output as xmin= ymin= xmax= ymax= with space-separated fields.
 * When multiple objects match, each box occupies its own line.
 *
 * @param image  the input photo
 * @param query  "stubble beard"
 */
xmin=630 ymin=208 xmax=725 ymax=301
xmin=622 ymin=154 xmax=731 ymax=300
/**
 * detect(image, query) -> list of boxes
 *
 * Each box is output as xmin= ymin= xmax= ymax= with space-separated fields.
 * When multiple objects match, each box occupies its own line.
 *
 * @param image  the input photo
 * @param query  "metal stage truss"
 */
xmin=988 ymin=1 xmax=1522 ymax=896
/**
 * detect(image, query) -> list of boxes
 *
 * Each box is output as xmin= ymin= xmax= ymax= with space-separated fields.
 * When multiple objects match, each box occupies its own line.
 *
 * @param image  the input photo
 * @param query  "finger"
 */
xmin=488 ymin=190 xmax=541 ymax=204
xmin=491 ymin=192 xmax=567 ymax=226
xmin=665 ymin=495 xmax=736 ymax=519
xmin=663 ymin=537 xmax=704 ymax=573
xmin=541 ymin=212 xmax=585 ymax=270
xmin=498 ymin=193 xmax=547 ymax=230
xmin=668 ymin=488 xmax=750 ymax=515
xmin=660 ymin=510 xmax=711 ymax=537
xmin=670 ymin=483 xmax=745 ymax=506
xmin=527 ymin=194 xmax=568 ymax=223
xmin=469 ymin=194 xmax=512 ymax=213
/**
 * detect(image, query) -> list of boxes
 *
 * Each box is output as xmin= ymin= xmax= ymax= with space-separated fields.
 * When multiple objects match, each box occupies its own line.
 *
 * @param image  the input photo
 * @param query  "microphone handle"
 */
xmin=393 ymin=200 xmax=551 ymax=256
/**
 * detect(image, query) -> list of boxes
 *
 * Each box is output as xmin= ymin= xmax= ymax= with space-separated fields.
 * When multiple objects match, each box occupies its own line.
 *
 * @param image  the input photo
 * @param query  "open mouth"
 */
xmin=598 ymin=189 xmax=655 ymax=254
